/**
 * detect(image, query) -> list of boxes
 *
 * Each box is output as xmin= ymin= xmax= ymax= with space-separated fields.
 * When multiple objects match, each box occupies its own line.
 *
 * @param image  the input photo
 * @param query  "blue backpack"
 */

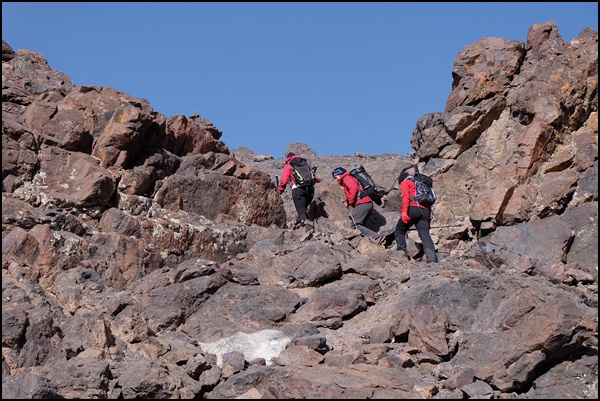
xmin=408 ymin=173 xmax=436 ymax=207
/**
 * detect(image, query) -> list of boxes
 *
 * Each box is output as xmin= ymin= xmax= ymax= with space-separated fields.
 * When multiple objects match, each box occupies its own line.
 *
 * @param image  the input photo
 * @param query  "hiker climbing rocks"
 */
xmin=332 ymin=167 xmax=383 ymax=244
xmin=394 ymin=171 xmax=438 ymax=263
xmin=278 ymin=152 xmax=320 ymax=229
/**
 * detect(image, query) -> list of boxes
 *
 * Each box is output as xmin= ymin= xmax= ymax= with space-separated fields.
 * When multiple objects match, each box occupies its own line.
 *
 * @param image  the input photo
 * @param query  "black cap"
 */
xmin=332 ymin=167 xmax=346 ymax=177
xmin=286 ymin=152 xmax=296 ymax=158
xmin=398 ymin=172 xmax=410 ymax=182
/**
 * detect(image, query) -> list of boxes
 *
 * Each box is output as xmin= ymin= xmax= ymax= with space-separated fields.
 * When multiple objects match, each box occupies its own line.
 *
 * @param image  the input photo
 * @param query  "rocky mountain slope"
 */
xmin=2 ymin=21 xmax=598 ymax=399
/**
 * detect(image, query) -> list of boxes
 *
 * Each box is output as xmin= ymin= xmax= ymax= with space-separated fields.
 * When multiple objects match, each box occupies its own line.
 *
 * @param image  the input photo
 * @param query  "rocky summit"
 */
xmin=2 ymin=21 xmax=598 ymax=399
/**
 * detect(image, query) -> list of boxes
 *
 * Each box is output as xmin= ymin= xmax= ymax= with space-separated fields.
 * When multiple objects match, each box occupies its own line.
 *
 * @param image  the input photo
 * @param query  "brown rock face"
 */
xmin=1 ymin=21 xmax=597 ymax=400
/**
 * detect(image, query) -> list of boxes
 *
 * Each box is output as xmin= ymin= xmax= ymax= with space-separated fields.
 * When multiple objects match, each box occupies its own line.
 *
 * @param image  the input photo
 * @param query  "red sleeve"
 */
xmin=400 ymin=179 xmax=414 ymax=216
xmin=343 ymin=175 xmax=361 ymax=207
xmin=278 ymin=164 xmax=293 ymax=191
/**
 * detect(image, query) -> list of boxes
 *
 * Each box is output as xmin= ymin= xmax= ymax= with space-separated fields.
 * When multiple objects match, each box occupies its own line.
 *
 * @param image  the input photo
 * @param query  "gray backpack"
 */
xmin=350 ymin=164 xmax=383 ymax=206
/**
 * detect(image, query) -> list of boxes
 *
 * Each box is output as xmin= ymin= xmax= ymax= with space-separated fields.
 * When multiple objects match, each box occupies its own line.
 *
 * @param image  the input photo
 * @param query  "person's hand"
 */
xmin=315 ymin=177 xmax=323 ymax=183
xmin=344 ymin=200 xmax=349 ymax=208
xmin=402 ymin=214 xmax=410 ymax=224
xmin=278 ymin=189 xmax=283 ymax=195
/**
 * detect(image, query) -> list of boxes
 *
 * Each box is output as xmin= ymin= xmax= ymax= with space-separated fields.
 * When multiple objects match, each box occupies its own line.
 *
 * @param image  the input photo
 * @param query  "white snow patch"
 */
xmin=198 ymin=329 xmax=291 ymax=366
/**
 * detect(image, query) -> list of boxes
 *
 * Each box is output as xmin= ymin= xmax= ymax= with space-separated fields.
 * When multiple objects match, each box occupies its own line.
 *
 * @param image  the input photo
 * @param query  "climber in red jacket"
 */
xmin=394 ymin=171 xmax=438 ymax=263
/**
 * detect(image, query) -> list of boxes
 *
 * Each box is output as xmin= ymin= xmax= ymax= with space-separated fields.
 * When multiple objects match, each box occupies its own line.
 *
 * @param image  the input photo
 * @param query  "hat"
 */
xmin=398 ymin=172 xmax=410 ymax=182
xmin=332 ymin=167 xmax=346 ymax=177
xmin=286 ymin=152 xmax=296 ymax=158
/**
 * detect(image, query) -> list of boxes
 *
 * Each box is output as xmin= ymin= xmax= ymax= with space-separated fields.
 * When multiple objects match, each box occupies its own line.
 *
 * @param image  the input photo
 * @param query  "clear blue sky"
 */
xmin=3 ymin=2 xmax=598 ymax=157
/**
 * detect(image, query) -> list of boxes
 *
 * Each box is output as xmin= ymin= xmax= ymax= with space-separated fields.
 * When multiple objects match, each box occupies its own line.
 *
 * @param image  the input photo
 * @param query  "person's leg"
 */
xmin=305 ymin=187 xmax=315 ymax=206
xmin=352 ymin=202 xmax=379 ymax=239
xmin=356 ymin=224 xmax=379 ymax=239
xmin=412 ymin=208 xmax=438 ymax=263
xmin=351 ymin=202 xmax=371 ymax=225
xmin=292 ymin=188 xmax=308 ymax=224
xmin=304 ymin=187 xmax=315 ymax=222
xmin=394 ymin=217 xmax=410 ymax=253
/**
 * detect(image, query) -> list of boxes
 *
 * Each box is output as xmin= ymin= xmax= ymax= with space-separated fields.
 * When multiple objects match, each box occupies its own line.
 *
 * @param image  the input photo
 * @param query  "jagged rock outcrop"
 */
xmin=2 ymin=21 xmax=598 ymax=399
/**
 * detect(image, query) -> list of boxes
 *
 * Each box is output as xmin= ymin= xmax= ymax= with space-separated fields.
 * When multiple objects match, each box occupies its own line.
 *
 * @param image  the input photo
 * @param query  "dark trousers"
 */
xmin=394 ymin=206 xmax=438 ymax=263
xmin=292 ymin=186 xmax=314 ymax=223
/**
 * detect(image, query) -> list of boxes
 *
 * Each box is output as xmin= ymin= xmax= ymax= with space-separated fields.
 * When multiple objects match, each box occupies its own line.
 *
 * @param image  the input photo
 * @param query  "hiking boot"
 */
xmin=376 ymin=236 xmax=384 ymax=246
xmin=424 ymin=249 xmax=438 ymax=263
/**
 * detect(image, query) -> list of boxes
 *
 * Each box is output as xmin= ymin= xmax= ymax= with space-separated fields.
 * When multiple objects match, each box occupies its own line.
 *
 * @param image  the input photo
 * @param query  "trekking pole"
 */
xmin=408 ymin=224 xmax=464 ymax=231
xmin=348 ymin=210 xmax=358 ymax=228
xmin=382 ymin=176 xmax=398 ymax=195
xmin=337 ymin=195 xmax=358 ymax=228
xmin=382 ymin=167 xmax=410 ymax=195
xmin=430 ymin=224 xmax=464 ymax=229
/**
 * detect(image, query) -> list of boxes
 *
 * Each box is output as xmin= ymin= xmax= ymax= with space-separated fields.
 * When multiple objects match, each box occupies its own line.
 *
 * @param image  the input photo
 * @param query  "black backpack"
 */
xmin=407 ymin=173 xmax=436 ymax=207
xmin=289 ymin=157 xmax=315 ymax=188
xmin=350 ymin=164 xmax=383 ymax=206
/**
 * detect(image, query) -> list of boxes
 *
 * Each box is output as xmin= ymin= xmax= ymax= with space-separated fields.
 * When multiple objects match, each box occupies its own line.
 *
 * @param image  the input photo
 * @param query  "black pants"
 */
xmin=394 ymin=206 xmax=438 ymax=263
xmin=292 ymin=186 xmax=314 ymax=223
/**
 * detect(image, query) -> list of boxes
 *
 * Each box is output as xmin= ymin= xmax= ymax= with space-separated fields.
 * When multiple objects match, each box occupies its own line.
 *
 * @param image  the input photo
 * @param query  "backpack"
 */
xmin=289 ymin=157 xmax=315 ymax=188
xmin=407 ymin=173 xmax=436 ymax=207
xmin=349 ymin=164 xmax=383 ymax=206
